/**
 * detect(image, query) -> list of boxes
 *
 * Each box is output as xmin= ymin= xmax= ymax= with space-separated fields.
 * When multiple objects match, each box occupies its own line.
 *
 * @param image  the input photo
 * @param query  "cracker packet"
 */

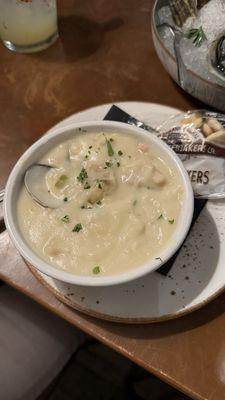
xmin=157 ymin=110 xmax=225 ymax=199
xmin=104 ymin=105 xmax=225 ymax=199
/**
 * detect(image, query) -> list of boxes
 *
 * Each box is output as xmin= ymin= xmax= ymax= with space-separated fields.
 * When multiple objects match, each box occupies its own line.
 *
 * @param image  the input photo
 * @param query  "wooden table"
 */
xmin=0 ymin=1 xmax=224 ymax=399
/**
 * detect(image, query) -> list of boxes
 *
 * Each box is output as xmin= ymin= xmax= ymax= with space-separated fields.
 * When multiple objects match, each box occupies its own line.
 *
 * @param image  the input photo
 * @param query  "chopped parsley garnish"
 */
xmin=96 ymin=200 xmax=102 ymax=205
xmin=110 ymin=138 xmax=114 ymax=142
xmin=158 ymin=214 xmax=163 ymax=219
xmin=117 ymin=162 xmax=120 ymax=167
xmin=155 ymin=257 xmax=162 ymax=262
xmin=77 ymin=168 xmax=88 ymax=183
xmin=84 ymin=155 xmax=88 ymax=159
xmin=84 ymin=182 xmax=91 ymax=189
xmin=61 ymin=215 xmax=70 ymax=223
xmin=55 ymin=174 xmax=68 ymax=189
xmin=72 ymin=223 xmax=83 ymax=232
xmin=81 ymin=205 xmax=92 ymax=209
xmin=118 ymin=150 xmax=123 ymax=156
xmin=133 ymin=200 xmax=137 ymax=206
xmin=96 ymin=180 xmax=103 ymax=190
xmin=88 ymin=150 xmax=91 ymax=154
xmin=106 ymin=138 xmax=114 ymax=156
xmin=92 ymin=266 xmax=100 ymax=274
xmin=128 ymin=155 xmax=132 ymax=159
xmin=89 ymin=145 xmax=92 ymax=149
xmin=63 ymin=197 xmax=68 ymax=202
xmin=105 ymin=161 xmax=112 ymax=167
xmin=168 ymin=219 xmax=174 ymax=224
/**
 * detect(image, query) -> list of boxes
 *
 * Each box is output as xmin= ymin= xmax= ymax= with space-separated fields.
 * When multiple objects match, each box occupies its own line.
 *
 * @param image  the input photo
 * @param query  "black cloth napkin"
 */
xmin=104 ymin=105 xmax=206 ymax=276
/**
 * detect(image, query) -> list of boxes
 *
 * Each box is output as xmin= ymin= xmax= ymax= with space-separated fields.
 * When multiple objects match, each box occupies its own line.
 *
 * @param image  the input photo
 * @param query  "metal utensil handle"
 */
xmin=157 ymin=23 xmax=191 ymax=92
xmin=0 ymin=190 xmax=4 ymax=203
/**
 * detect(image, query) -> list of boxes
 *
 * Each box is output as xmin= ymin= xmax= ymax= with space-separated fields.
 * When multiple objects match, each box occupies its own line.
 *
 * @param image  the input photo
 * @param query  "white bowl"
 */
xmin=4 ymin=121 xmax=194 ymax=287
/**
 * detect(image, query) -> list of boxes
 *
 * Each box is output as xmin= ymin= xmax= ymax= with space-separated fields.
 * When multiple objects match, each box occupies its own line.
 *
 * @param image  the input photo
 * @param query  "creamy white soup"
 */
xmin=17 ymin=131 xmax=184 ymax=276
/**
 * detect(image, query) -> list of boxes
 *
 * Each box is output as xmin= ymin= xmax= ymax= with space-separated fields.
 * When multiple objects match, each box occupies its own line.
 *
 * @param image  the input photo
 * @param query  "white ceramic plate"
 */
xmin=28 ymin=102 xmax=225 ymax=323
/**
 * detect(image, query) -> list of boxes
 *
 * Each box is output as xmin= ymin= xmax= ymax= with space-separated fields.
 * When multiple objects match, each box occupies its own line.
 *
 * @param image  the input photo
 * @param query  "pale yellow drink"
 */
xmin=0 ymin=0 xmax=58 ymax=53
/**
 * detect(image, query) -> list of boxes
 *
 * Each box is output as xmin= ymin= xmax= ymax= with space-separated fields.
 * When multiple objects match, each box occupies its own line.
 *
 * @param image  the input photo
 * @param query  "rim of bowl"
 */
xmin=4 ymin=120 xmax=194 ymax=287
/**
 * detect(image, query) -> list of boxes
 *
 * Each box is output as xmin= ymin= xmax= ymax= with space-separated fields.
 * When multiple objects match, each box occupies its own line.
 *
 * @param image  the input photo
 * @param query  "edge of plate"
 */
xmin=27 ymin=263 xmax=225 ymax=324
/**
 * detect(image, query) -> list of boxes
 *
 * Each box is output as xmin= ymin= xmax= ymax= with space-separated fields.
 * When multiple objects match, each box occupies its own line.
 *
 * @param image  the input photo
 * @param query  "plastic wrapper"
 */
xmin=157 ymin=110 xmax=225 ymax=199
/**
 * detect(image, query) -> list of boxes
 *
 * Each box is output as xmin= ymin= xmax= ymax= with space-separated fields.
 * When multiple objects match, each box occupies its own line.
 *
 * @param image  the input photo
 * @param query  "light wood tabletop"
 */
xmin=0 ymin=1 xmax=224 ymax=400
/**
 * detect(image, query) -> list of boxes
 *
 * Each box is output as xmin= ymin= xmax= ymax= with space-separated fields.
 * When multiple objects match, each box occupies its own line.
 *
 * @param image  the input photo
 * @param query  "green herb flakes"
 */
xmin=55 ymin=175 xmax=68 ymax=189
xmin=77 ymin=168 xmax=88 ymax=183
xmin=105 ymin=161 xmax=112 ymax=168
xmin=117 ymin=162 xmax=120 ymax=167
xmin=110 ymin=138 xmax=114 ymax=142
xmin=63 ymin=197 xmax=68 ymax=202
xmin=96 ymin=200 xmax=102 ymax=205
xmin=72 ymin=223 xmax=83 ymax=232
xmin=133 ymin=200 xmax=137 ymax=206
xmin=92 ymin=266 xmax=100 ymax=274
xmin=89 ymin=145 xmax=92 ymax=149
xmin=168 ymin=219 xmax=174 ymax=224
xmin=61 ymin=215 xmax=70 ymax=223
xmin=106 ymin=138 xmax=114 ymax=156
xmin=118 ymin=150 xmax=123 ymax=156
xmin=84 ymin=182 xmax=91 ymax=190
xmin=155 ymin=257 xmax=162 ymax=262
xmin=158 ymin=214 xmax=163 ymax=220
xmin=185 ymin=26 xmax=207 ymax=47
xmin=98 ymin=183 xmax=102 ymax=189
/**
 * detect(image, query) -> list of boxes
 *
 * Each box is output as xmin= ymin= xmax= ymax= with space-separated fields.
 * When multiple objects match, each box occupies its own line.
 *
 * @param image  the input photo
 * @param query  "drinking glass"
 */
xmin=0 ymin=0 xmax=58 ymax=53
